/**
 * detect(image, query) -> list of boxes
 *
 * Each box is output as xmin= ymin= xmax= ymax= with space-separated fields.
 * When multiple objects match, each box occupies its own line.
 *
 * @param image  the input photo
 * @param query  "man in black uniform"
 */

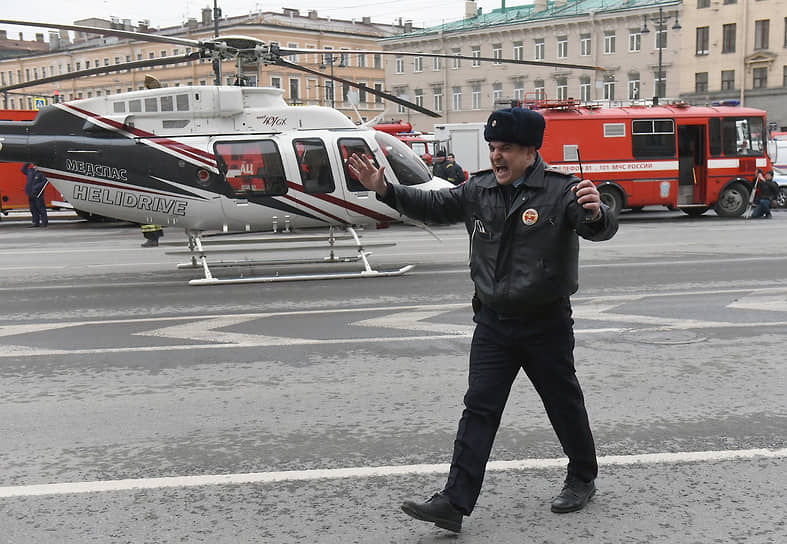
xmin=432 ymin=149 xmax=466 ymax=185
xmin=348 ymin=107 xmax=618 ymax=533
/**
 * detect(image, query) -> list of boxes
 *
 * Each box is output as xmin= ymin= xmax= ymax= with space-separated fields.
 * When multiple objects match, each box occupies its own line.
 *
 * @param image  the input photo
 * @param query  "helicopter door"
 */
xmin=214 ymin=139 xmax=288 ymax=227
xmin=336 ymin=137 xmax=387 ymax=220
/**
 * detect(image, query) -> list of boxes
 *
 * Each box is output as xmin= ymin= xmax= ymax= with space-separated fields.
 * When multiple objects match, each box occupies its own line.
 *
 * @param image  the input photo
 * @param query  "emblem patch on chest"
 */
xmin=522 ymin=208 xmax=539 ymax=225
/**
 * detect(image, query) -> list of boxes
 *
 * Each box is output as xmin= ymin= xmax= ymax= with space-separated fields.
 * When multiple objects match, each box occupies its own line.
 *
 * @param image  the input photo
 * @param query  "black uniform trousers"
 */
xmin=443 ymin=300 xmax=598 ymax=515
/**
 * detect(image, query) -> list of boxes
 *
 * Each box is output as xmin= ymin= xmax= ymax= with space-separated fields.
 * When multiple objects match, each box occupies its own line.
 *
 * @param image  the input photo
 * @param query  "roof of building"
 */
xmin=382 ymin=0 xmax=681 ymax=40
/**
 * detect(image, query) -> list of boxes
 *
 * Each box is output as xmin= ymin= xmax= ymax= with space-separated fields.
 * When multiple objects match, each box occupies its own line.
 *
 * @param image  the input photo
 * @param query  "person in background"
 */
xmin=141 ymin=224 xmax=164 ymax=247
xmin=22 ymin=162 xmax=48 ymax=228
xmin=348 ymin=107 xmax=618 ymax=533
xmin=432 ymin=149 xmax=466 ymax=185
xmin=751 ymin=169 xmax=779 ymax=219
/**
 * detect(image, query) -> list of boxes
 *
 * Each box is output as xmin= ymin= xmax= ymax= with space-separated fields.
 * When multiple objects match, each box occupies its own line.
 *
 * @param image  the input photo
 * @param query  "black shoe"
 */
xmin=28 ymin=224 xmax=40 ymax=228
xmin=551 ymin=478 xmax=596 ymax=513
xmin=401 ymin=492 xmax=463 ymax=533
xmin=141 ymin=239 xmax=158 ymax=247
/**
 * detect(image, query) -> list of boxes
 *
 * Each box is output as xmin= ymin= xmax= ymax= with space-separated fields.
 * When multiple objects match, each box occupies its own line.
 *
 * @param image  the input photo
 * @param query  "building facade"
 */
xmin=0 ymin=8 xmax=406 ymax=121
xmin=381 ymin=0 xmax=684 ymax=131
xmin=679 ymin=0 xmax=787 ymax=131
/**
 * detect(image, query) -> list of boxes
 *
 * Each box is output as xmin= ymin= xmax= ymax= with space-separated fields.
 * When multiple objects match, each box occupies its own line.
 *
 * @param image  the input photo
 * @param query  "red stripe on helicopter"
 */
xmin=281 ymin=194 xmax=349 ymax=225
xmin=58 ymin=103 xmax=217 ymax=169
xmin=285 ymin=181 xmax=396 ymax=223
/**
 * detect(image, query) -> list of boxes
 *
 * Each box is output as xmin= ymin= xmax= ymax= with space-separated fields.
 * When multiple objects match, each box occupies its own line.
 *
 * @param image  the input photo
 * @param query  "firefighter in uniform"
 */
xmin=140 ymin=224 xmax=164 ymax=247
xmin=432 ymin=149 xmax=466 ymax=185
xmin=348 ymin=107 xmax=618 ymax=533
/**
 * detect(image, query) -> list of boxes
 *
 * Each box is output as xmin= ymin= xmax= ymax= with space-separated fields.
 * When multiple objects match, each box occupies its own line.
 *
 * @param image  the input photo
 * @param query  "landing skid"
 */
xmin=168 ymin=226 xmax=415 ymax=285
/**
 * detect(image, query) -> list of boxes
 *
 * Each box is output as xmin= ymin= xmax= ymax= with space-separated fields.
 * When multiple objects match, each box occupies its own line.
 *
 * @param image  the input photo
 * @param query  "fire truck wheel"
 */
xmin=714 ymin=182 xmax=749 ymax=217
xmin=598 ymin=186 xmax=623 ymax=217
xmin=776 ymin=188 xmax=787 ymax=208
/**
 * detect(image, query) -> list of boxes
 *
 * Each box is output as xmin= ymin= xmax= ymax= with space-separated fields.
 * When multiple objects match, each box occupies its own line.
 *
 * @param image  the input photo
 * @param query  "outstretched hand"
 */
xmin=347 ymin=153 xmax=387 ymax=196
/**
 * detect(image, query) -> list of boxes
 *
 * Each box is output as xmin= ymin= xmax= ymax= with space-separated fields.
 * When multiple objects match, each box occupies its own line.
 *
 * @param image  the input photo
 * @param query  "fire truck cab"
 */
xmin=532 ymin=100 xmax=770 ymax=217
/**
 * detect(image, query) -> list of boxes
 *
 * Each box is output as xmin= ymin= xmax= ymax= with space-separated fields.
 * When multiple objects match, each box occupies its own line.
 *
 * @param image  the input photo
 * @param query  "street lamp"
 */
xmin=641 ymin=7 xmax=681 ymax=105
xmin=319 ymin=54 xmax=344 ymax=108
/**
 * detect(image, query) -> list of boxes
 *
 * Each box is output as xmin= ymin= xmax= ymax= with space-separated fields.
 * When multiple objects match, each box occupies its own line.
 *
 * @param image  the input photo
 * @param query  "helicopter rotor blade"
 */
xmin=279 ymin=47 xmax=605 ymax=72
xmin=0 ymin=53 xmax=202 ymax=94
xmin=276 ymin=58 xmax=441 ymax=119
xmin=0 ymin=18 xmax=204 ymax=48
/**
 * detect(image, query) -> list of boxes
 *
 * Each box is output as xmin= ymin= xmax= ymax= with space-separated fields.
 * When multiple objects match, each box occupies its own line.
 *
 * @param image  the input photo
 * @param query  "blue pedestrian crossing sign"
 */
xmin=34 ymin=97 xmax=48 ymax=110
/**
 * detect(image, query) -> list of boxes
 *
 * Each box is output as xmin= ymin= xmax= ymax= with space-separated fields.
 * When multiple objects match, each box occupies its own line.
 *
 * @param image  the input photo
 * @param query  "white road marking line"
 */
xmin=1 ymin=448 xmax=784 ymax=498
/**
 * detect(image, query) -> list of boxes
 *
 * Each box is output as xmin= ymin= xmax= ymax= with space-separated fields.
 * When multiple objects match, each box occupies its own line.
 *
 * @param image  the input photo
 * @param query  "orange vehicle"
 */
xmin=521 ymin=100 xmax=771 ymax=217
xmin=0 ymin=109 xmax=66 ymax=219
xmin=373 ymin=121 xmax=437 ymax=166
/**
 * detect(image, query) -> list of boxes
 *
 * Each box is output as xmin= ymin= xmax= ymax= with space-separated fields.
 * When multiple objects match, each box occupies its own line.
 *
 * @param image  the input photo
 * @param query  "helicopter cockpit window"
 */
xmin=338 ymin=138 xmax=379 ymax=192
xmin=214 ymin=140 xmax=287 ymax=197
xmin=373 ymin=131 xmax=432 ymax=186
xmin=293 ymin=139 xmax=335 ymax=194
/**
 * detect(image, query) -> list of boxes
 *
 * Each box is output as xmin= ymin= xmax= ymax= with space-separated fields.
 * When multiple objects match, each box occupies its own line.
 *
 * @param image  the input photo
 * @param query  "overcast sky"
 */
xmin=1 ymin=0 xmax=504 ymax=41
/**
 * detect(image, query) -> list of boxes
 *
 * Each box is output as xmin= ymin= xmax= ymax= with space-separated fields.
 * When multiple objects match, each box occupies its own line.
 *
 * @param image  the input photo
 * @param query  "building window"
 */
xmin=656 ymin=28 xmax=668 ymax=50
xmin=754 ymin=20 xmax=769 ymax=50
xmin=604 ymin=75 xmax=616 ymax=100
xmin=472 ymin=46 xmax=481 ymax=67
xmin=784 ymin=66 xmax=787 ymax=88
xmin=395 ymin=56 xmax=404 ymax=73
xmin=271 ymin=76 xmax=281 ymax=89
xmin=514 ymin=79 xmax=525 ymax=100
xmin=452 ymin=86 xmax=462 ymax=111
xmin=580 ymin=33 xmax=591 ymax=56
xmin=753 ymin=67 xmax=768 ymax=88
xmin=414 ymin=55 xmax=423 ymax=73
xmin=357 ymin=53 xmax=366 ymax=68
xmin=534 ymin=79 xmax=545 ymax=100
xmin=696 ymin=27 xmax=709 ymax=55
xmin=492 ymin=43 xmax=502 ymax=64
xmin=695 ymin=72 xmax=708 ymax=93
xmin=472 ymin=83 xmax=481 ymax=110
xmin=289 ymin=78 xmax=300 ymax=103
xmin=723 ymin=0 xmax=736 ymax=4
xmin=784 ymin=18 xmax=787 ymax=47
xmin=629 ymin=30 xmax=641 ymax=52
xmin=452 ymin=48 xmax=461 ymax=69
xmin=340 ymin=51 xmax=351 ymax=67
xmin=698 ymin=0 xmax=710 ymax=7
xmin=513 ymin=41 xmax=523 ymax=61
xmin=374 ymin=54 xmax=382 ymax=69
xmin=433 ymin=52 xmax=442 ymax=71
xmin=604 ymin=31 xmax=616 ymax=54
xmin=557 ymin=36 xmax=568 ymax=59
xmin=721 ymin=70 xmax=735 ymax=90
xmin=493 ymin=82 xmax=503 ymax=103
xmin=556 ymin=77 xmax=568 ymax=100
xmin=580 ymin=76 xmax=591 ymax=102
xmin=655 ymin=70 xmax=666 ymax=98
xmin=628 ymin=74 xmax=640 ymax=100
xmin=534 ymin=38 xmax=544 ymax=60
xmin=433 ymin=86 xmax=443 ymax=112
xmin=722 ymin=23 xmax=736 ymax=53
xmin=415 ymin=88 xmax=423 ymax=107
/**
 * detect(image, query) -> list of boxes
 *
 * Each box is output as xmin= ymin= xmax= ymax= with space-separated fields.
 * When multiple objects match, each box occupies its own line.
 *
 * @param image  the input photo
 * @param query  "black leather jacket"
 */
xmin=381 ymin=154 xmax=618 ymax=314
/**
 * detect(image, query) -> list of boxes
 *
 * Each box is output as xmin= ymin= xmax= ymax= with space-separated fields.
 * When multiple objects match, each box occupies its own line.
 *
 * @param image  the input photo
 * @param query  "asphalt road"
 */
xmin=0 ymin=209 xmax=785 ymax=543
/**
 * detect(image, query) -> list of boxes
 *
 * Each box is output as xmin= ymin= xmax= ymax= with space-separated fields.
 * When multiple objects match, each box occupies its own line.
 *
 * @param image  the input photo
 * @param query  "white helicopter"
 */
xmin=0 ymin=19 xmax=603 ymax=285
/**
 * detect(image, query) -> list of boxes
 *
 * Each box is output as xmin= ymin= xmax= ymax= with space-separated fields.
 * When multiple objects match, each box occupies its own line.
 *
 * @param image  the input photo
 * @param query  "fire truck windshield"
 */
xmin=725 ymin=117 xmax=765 ymax=156
xmin=374 ymin=131 xmax=432 ymax=186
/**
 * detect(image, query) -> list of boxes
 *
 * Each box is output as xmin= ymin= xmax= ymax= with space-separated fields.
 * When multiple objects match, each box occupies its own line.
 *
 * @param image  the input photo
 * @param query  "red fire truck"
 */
xmin=528 ymin=100 xmax=771 ymax=217
xmin=372 ymin=121 xmax=438 ymax=166
xmin=0 ymin=109 xmax=67 ymax=220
